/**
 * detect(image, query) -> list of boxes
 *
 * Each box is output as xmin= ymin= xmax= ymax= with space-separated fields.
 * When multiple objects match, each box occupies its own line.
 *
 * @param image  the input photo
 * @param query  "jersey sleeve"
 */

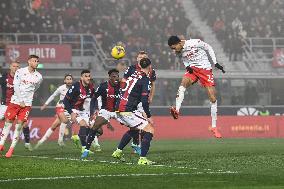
xmin=196 ymin=40 xmax=217 ymax=65
xmin=44 ymin=86 xmax=62 ymax=105
xmin=13 ymin=69 xmax=24 ymax=102
xmin=150 ymin=69 xmax=157 ymax=82
xmin=63 ymin=84 xmax=78 ymax=114
xmin=140 ymin=78 xmax=151 ymax=118
xmin=123 ymin=65 xmax=134 ymax=79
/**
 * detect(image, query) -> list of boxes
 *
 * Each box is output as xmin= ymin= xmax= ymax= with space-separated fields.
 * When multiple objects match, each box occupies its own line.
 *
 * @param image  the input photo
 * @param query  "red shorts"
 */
xmin=55 ymin=106 xmax=65 ymax=115
xmin=4 ymin=103 xmax=31 ymax=122
xmin=184 ymin=67 xmax=215 ymax=87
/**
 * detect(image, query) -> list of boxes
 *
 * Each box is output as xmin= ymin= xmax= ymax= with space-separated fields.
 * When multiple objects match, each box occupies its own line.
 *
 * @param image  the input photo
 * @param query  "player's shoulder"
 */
xmin=58 ymin=84 xmax=67 ymax=90
xmin=126 ymin=64 xmax=136 ymax=73
xmin=185 ymin=39 xmax=202 ymax=46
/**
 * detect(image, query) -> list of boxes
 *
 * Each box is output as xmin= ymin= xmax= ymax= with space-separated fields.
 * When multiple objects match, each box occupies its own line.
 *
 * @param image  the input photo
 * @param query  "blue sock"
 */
xmin=141 ymin=132 xmax=153 ymax=157
xmin=117 ymin=130 xmax=132 ymax=150
xmin=78 ymin=126 xmax=87 ymax=147
xmin=86 ymin=129 xmax=97 ymax=150
xmin=23 ymin=127 xmax=30 ymax=143
xmin=131 ymin=130 xmax=140 ymax=145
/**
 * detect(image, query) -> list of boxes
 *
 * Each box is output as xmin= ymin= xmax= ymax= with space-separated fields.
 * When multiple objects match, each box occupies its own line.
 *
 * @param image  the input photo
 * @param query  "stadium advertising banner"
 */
xmin=272 ymin=48 xmax=284 ymax=67
xmin=5 ymin=44 xmax=72 ymax=63
xmin=1 ymin=116 xmax=284 ymax=141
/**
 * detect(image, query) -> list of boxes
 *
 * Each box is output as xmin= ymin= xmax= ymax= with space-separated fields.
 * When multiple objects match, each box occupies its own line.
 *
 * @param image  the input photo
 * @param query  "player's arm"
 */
xmin=197 ymin=40 xmax=225 ymax=73
xmin=13 ymin=69 xmax=24 ymax=104
xmin=35 ymin=76 xmax=43 ymax=91
xmin=141 ymin=79 xmax=151 ymax=118
xmin=148 ymin=69 xmax=157 ymax=104
xmin=63 ymin=85 xmax=77 ymax=115
xmin=41 ymin=86 xmax=61 ymax=110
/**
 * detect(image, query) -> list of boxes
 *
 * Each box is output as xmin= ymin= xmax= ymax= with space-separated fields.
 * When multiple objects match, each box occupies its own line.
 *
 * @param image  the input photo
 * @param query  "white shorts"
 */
xmin=72 ymin=109 xmax=90 ymax=126
xmin=98 ymin=109 xmax=116 ymax=121
xmin=0 ymin=105 xmax=7 ymax=120
xmin=116 ymin=110 xmax=149 ymax=130
xmin=137 ymin=102 xmax=144 ymax=113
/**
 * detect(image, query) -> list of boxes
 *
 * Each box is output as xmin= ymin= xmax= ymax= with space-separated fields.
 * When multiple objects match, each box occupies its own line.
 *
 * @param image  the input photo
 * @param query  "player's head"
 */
xmin=168 ymin=35 xmax=183 ymax=53
xmin=80 ymin=69 xmax=91 ymax=86
xmin=64 ymin=74 xmax=73 ymax=86
xmin=136 ymin=51 xmax=148 ymax=66
xmin=27 ymin=55 xmax=39 ymax=69
xmin=9 ymin=60 xmax=20 ymax=75
xmin=140 ymin=58 xmax=151 ymax=74
xmin=108 ymin=69 xmax=119 ymax=86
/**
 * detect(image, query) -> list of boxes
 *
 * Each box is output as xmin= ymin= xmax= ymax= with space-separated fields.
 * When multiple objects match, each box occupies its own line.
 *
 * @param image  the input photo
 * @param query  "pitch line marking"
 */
xmin=12 ymin=154 xmax=238 ymax=174
xmin=0 ymin=172 xmax=235 ymax=183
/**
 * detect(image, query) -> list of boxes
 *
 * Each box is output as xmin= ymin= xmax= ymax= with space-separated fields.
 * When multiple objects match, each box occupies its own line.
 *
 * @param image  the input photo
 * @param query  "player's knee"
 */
xmin=143 ymin=124 xmax=154 ymax=134
xmin=209 ymin=95 xmax=217 ymax=103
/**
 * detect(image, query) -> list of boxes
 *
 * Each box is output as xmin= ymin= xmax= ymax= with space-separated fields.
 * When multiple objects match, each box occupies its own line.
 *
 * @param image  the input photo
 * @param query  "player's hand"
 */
xmin=147 ymin=117 xmax=154 ymax=125
xmin=215 ymin=63 xmax=225 ymax=73
xmin=40 ymin=104 xmax=47 ymax=111
xmin=148 ymin=96 xmax=153 ymax=104
xmin=106 ymin=122 xmax=115 ymax=131
xmin=20 ymin=102 xmax=26 ymax=108
xmin=186 ymin=66 xmax=193 ymax=73
xmin=71 ymin=113 xmax=77 ymax=123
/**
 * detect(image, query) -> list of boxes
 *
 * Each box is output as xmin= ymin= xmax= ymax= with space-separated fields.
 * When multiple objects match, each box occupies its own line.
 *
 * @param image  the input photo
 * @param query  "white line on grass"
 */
xmin=11 ymin=154 xmax=239 ymax=175
xmin=13 ymin=155 xmax=198 ymax=169
xmin=0 ymin=172 xmax=235 ymax=183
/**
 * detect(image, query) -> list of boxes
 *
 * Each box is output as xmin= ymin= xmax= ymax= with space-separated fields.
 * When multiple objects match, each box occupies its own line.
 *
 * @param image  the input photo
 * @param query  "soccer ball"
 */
xmin=111 ymin=45 xmax=125 ymax=59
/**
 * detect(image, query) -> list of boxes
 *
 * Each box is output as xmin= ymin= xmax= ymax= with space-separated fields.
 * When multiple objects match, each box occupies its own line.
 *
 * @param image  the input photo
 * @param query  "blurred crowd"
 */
xmin=0 ymin=0 xmax=192 ymax=69
xmin=194 ymin=0 xmax=284 ymax=61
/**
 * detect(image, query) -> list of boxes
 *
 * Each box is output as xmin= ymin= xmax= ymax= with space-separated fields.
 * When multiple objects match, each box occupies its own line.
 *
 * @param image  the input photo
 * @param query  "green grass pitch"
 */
xmin=1 ymin=139 xmax=284 ymax=189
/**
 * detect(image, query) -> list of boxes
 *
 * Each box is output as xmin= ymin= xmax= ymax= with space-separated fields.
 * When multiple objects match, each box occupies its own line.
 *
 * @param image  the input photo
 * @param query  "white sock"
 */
xmin=39 ymin=128 xmax=54 ymax=144
xmin=94 ymin=136 xmax=99 ymax=146
xmin=10 ymin=124 xmax=23 ymax=148
xmin=0 ymin=122 xmax=13 ymax=145
xmin=210 ymin=101 xmax=217 ymax=128
xmin=176 ymin=86 xmax=186 ymax=111
xmin=58 ymin=123 xmax=67 ymax=142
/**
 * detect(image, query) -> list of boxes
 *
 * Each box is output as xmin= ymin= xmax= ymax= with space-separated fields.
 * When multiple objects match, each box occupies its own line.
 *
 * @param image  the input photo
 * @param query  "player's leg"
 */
xmin=22 ymin=122 xmax=32 ymax=151
xmin=57 ymin=111 xmax=69 ymax=146
xmin=205 ymin=86 xmax=222 ymax=138
xmin=81 ymin=116 xmax=108 ymax=159
xmin=34 ymin=117 xmax=61 ymax=149
xmin=171 ymin=74 xmax=195 ymax=119
xmin=0 ymin=103 xmax=20 ymax=154
xmin=138 ymin=123 xmax=154 ymax=165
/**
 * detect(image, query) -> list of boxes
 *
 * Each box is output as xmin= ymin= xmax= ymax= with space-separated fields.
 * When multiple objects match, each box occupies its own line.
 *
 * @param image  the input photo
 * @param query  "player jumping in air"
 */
xmin=168 ymin=35 xmax=225 ymax=138
xmin=0 ymin=55 xmax=42 ymax=157
xmin=34 ymin=74 xmax=73 ymax=149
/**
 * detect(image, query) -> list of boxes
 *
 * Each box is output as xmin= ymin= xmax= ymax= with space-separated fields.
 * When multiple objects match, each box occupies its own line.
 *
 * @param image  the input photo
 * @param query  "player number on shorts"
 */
xmin=207 ymin=74 xmax=214 ymax=83
xmin=24 ymin=111 xmax=30 ymax=120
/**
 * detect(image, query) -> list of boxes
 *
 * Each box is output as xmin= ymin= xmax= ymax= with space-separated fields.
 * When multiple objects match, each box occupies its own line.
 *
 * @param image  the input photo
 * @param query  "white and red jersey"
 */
xmin=180 ymin=39 xmax=217 ymax=70
xmin=44 ymin=84 xmax=69 ymax=107
xmin=10 ymin=66 xmax=43 ymax=106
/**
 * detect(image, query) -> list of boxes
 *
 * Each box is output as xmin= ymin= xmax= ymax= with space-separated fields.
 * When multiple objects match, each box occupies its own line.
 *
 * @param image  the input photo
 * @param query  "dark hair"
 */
xmin=64 ymin=73 xmax=73 ymax=79
xmin=108 ymin=69 xmax=119 ymax=76
xmin=81 ymin=69 xmax=90 ymax=76
xmin=168 ymin=35 xmax=181 ymax=46
xmin=28 ymin=54 xmax=39 ymax=60
xmin=140 ymin=58 xmax=151 ymax=68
